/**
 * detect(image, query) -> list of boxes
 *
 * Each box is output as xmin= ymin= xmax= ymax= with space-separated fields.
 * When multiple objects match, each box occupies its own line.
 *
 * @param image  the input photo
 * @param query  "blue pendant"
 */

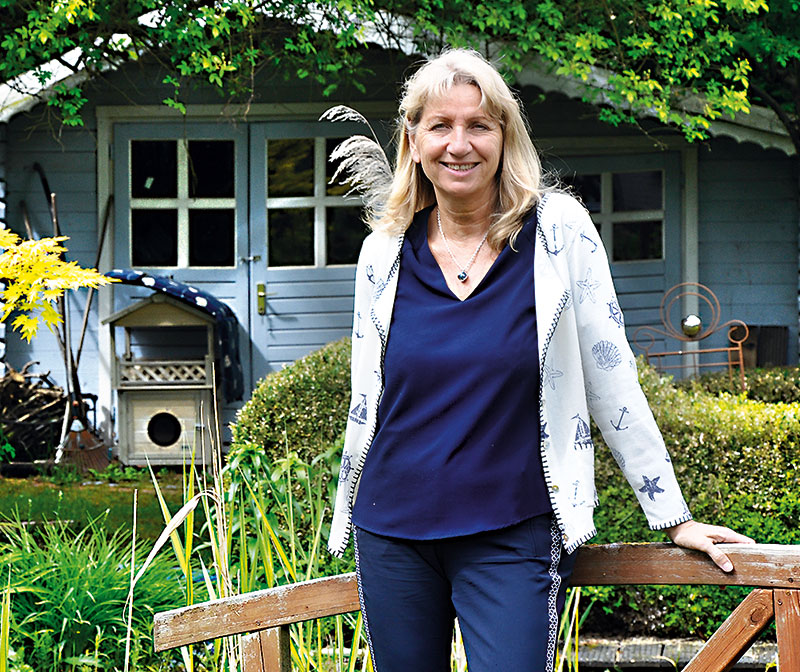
xmin=457 ymin=271 xmax=468 ymax=282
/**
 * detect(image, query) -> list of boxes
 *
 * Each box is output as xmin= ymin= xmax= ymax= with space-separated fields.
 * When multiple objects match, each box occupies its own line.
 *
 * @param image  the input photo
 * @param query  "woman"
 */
xmin=328 ymin=49 xmax=753 ymax=672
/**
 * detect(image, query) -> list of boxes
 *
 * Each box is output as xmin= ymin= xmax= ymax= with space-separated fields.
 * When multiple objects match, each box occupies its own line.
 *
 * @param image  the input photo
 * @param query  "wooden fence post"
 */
xmin=242 ymin=626 xmax=290 ymax=672
xmin=674 ymin=589 xmax=773 ymax=672
xmin=774 ymin=589 xmax=800 ymax=671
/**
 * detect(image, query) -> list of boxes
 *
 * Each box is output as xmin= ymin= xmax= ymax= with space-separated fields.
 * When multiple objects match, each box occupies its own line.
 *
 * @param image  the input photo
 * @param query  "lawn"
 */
xmin=0 ymin=466 xmax=186 ymax=540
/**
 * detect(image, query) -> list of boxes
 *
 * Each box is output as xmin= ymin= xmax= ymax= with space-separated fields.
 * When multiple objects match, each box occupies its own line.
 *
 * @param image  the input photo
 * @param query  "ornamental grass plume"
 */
xmin=320 ymin=105 xmax=393 ymax=220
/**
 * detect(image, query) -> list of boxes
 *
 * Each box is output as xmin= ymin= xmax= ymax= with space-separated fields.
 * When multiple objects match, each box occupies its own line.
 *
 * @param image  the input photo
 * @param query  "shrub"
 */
xmin=678 ymin=366 xmax=800 ymax=403
xmin=587 ymin=362 xmax=800 ymax=637
xmin=228 ymin=337 xmax=351 ymax=470
xmin=228 ymin=340 xmax=800 ymax=640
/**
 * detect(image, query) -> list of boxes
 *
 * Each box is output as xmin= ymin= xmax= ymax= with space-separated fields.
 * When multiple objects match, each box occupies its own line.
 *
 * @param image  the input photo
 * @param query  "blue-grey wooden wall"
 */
xmin=3 ymin=63 xmax=798 ymax=459
xmin=697 ymin=138 xmax=799 ymax=364
xmin=4 ymin=117 xmax=100 ymax=398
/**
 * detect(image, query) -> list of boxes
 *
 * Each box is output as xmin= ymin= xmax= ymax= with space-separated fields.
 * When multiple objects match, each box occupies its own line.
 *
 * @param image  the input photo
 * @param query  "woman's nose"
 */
xmin=447 ymin=126 xmax=471 ymax=154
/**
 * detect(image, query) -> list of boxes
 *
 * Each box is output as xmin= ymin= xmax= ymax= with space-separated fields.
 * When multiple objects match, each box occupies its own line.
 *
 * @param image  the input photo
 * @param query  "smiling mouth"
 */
xmin=442 ymin=162 xmax=478 ymax=172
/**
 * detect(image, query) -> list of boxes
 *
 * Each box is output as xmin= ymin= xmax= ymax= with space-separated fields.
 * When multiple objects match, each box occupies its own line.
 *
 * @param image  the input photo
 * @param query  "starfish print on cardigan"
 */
xmin=577 ymin=267 xmax=600 ymax=303
xmin=542 ymin=364 xmax=564 ymax=390
xmin=639 ymin=475 xmax=665 ymax=501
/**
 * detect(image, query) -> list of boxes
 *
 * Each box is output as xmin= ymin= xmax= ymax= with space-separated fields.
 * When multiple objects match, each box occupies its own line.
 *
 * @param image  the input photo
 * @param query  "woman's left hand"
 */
xmin=665 ymin=520 xmax=755 ymax=573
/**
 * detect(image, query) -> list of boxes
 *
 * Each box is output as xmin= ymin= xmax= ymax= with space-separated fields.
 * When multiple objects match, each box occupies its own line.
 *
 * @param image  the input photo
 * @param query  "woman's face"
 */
xmin=409 ymin=83 xmax=503 ymax=209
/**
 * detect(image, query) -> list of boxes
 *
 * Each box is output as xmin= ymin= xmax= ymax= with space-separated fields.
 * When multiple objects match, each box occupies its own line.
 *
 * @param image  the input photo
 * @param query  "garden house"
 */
xmin=0 ymin=48 xmax=797 ymax=461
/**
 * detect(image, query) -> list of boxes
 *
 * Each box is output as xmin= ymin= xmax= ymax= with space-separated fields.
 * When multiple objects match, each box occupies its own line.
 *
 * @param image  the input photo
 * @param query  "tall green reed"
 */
xmin=0 ymin=512 xmax=181 ymax=671
xmin=1 ymin=568 xmax=10 ymax=672
xmin=140 ymin=407 xmax=590 ymax=671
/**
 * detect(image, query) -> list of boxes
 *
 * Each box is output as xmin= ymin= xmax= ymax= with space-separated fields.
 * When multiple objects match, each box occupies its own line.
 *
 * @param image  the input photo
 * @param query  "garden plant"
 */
xmin=2 ymin=338 xmax=798 ymax=669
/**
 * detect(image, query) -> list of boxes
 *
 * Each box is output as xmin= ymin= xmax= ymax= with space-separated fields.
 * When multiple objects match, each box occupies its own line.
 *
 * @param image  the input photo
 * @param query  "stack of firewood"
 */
xmin=1 ymin=362 xmax=66 ymax=462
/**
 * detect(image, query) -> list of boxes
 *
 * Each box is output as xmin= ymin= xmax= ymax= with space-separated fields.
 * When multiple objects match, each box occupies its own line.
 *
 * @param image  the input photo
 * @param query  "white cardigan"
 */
xmin=328 ymin=193 xmax=692 ymax=557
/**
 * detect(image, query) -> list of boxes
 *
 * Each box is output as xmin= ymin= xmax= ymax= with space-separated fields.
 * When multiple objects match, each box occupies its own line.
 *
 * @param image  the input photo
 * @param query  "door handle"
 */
xmin=257 ymin=282 xmax=267 ymax=315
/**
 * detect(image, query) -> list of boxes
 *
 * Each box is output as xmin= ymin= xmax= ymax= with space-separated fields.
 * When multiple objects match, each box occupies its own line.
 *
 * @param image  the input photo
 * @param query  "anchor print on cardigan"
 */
xmin=608 ymin=299 xmax=624 ymax=328
xmin=339 ymin=454 xmax=353 ymax=483
xmin=365 ymin=265 xmax=376 ymax=284
xmin=639 ymin=475 xmax=665 ymax=501
xmin=348 ymin=394 xmax=368 ymax=425
xmin=580 ymin=232 xmax=597 ymax=253
xmin=542 ymin=364 xmax=564 ymax=390
xmin=354 ymin=311 xmax=363 ymax=339
xmin=611 ymin=407 xmax=629 ymax=431
xmin=665 ymin=451 xmax=672 ymax=463
xmin=577 ymin=268 xmax=600 ymax=304
xmin=571 ymin=480 xmax=586 ymax=507
xmin=572 ymin=413 xmax=593 ymax=450
xmin=585 ymin=381 xmax=600 ymax=407
xmin=592 ymin=340 xmax=623 ymax=370
xmin=549 ymin=222 xmax=565 ymax=255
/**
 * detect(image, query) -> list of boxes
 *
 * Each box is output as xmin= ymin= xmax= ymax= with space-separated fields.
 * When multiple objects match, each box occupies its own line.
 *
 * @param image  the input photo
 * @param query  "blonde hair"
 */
xmin=371 ymin=49 xmax=546 ymax=250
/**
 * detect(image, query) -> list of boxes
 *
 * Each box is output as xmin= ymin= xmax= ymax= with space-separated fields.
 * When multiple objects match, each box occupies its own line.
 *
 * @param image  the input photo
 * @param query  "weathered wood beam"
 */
xmin=155 ymin=573 xmax=359 ymax=652
xmin=774 ymin=589 xmax=800 ymax=671
xmin=682 ymin=589 xmax=774 ymax=672
xmin=153 ymin=543 xmax=800 ymax=652
xmin=571 ymin=543 xmax=800 ymax=588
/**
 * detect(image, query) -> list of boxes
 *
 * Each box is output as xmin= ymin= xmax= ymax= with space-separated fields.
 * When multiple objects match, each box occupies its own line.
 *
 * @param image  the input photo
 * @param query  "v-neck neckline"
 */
xmin=423 ymin=223 xmax=507 ymax=302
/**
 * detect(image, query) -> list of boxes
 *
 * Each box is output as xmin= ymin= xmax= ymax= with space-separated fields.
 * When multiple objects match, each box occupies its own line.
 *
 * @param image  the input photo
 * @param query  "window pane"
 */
xmin=189 ymin=209 xmax=235 ymax=266
xmin=326 ymin=207 xmax=366 ymax=264
xmin=562 ymin=173 xmax=601 ymax=213
xmin=268 ymin=139 xmax=314 ymax=197
xmin=613 ymin=171 xmax=662 ymax=211
xmin=268 ymin=208 xmax=314 ymax=266
xmin=188 ymin=141 xmax=235 ymax=198
xmin=326 ymin=137 xmax=350 ymax=196
xmin=131 ymin=209 xmax=177 ymax=266
xmin=613 ymin=220 xmax=663 ymax=261
xmin=131 ymin=141 xmax=177 ymax=198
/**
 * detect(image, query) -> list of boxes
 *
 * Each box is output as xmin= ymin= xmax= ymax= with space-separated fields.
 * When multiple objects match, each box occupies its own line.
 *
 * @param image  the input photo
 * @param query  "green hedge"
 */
xmin=587 ymin=364 xmax=800 ymax=637
xmin=678 ymin=366 xmax=800 ymax=403
xmin=229 ymin=341 xmax=800 ymax=638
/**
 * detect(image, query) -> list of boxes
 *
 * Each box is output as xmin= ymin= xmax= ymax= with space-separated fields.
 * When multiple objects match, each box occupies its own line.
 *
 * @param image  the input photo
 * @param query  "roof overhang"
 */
xmin=1 ymin=45 xmax=795 ymax=157
xmin=516 ymin=58 xmax=795 ymax=156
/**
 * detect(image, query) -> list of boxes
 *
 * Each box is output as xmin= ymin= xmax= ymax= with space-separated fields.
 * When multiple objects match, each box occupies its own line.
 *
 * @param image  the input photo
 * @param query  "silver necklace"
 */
xmin=436 ymin=208 xmax=490 ymax=282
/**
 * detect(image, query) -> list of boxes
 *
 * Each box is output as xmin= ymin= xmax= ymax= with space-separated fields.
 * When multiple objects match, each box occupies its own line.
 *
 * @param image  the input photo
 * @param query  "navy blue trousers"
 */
xmin=353 ymin=514 xmax=576 ymax=672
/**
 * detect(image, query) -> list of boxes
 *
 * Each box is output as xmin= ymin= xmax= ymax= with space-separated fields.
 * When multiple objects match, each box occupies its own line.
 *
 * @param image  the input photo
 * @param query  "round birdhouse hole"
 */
xmin=147 ymin=412 xmax=183 ymax=447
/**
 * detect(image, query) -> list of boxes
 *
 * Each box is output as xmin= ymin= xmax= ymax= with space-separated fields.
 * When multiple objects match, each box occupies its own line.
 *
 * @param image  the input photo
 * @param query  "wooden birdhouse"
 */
xmin=104 ymin=293 xmax=219 ymax=465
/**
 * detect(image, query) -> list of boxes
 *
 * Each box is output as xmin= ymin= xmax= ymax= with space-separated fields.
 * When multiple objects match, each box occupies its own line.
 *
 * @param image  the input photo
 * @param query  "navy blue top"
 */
xmin=352 ymin=206 xmax=550 ymax=539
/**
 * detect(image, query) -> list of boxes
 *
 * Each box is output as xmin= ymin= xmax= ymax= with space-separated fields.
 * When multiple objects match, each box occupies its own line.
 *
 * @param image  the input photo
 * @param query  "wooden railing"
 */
xmin=153 ymin=543 xmax=800 ymax=672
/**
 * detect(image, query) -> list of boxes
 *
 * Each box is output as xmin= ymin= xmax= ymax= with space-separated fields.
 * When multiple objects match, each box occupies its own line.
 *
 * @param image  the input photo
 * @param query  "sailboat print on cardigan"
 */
xmin=572 ymin=413 xmax=593 ymax=450
xmin=348 ymin=394 xmax=368 ymax=425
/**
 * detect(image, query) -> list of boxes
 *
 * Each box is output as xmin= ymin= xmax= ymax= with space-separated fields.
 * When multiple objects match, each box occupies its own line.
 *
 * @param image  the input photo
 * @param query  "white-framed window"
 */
xmin=562 ymin=170 xmax=664 ymax=262
xmin=128 ymin=138 xmax=237 ymax=268
xmin=266 ymin=136 xmax=365 ymax=267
